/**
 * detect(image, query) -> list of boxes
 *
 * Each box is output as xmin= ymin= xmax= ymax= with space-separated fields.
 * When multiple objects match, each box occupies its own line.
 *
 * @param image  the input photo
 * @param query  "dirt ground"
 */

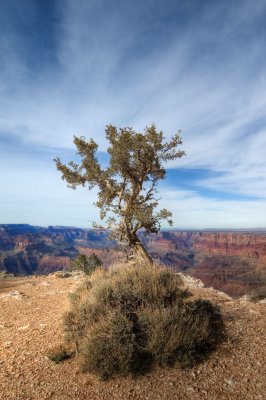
xmin=0 ymin=274 xmax=265 ymax=400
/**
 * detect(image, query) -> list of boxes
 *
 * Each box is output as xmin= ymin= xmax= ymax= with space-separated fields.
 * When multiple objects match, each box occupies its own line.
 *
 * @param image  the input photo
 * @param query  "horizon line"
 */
xmin=1 ymin=223 xmax=266 ymax=233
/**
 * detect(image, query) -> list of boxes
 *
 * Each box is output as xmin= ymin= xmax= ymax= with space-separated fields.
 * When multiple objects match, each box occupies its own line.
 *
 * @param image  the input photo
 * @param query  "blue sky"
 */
xmin=0 ymin=0 xmax=266 ymax=229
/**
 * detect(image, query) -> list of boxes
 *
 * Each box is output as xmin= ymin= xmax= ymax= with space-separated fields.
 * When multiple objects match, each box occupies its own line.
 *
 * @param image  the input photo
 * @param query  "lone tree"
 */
xmin=54 ymin=125 xmax=185 ymax=265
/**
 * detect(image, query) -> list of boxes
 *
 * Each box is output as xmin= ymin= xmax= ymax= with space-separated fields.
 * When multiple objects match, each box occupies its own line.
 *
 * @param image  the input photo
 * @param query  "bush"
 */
xmin=47 ymin=344 xmax=74 ymax=364
xmin=247 ymin=286 xmax=266 ymax=302
xmin=63 ymin=263 xmax=224 ymax=379
xmin=69 ymin=253 xmax=103 ymax=275
xmin=80 ymin=310 xmax=136 ymax=379
xmin=139 ymin=299 xmax=223 ymax=367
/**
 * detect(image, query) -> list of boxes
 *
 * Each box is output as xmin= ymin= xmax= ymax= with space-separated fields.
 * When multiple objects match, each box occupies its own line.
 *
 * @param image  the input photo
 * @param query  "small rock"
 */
xmin=18 ymin=325 xmax=29 ymax=331
xmin=196 ymin=369 xmax=201 ymax=375
xmin=8 ymin=291 xmax=25 ymax=299
xmin=53 ymin=271 xmax=71 ymax=278
xmin=225 ymin=379 xmax=234 ymax=386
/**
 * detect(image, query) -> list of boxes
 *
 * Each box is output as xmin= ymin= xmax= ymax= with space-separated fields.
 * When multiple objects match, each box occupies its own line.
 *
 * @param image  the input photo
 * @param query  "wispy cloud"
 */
xmin=160 ymin=189 xmax=266 ymax=229
xmin=0 ymin=0 xmax=266 ymax=227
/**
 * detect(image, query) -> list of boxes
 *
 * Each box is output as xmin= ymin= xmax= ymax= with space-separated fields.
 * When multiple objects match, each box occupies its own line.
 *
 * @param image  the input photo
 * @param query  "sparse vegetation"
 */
xmin=0 ymin=271 xmax=16 ymax=279
xmin=63 ymin=263 xmax=224 ymax=379
xmin=47 ymin=344 xmax=74 ymax=364
xmin=247 ymin=286 xmax=266 ymax=302
xmin=69 ymin=253 xmax=103 ymax=275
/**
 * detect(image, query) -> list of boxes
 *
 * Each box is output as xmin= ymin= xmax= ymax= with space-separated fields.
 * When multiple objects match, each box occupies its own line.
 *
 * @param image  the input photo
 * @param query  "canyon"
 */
xmin=0 ymin=224 xmax=266 ymax=297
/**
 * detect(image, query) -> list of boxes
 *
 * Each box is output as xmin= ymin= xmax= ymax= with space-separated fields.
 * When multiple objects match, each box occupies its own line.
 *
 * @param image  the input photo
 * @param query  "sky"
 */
xmin=0 ymin=0 xmax=266 ymax=229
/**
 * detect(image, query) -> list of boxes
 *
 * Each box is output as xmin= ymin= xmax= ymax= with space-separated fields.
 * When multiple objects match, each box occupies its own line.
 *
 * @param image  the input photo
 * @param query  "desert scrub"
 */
xmin=63 ymin=262 xmax=224 ymax=379
xmin=47 ymin=344 xmax=74 ymax=364
xmin=247 ymin=286 xmax=266 ymax=302
xmin=69 ymin=253 xmax=103 ymax=276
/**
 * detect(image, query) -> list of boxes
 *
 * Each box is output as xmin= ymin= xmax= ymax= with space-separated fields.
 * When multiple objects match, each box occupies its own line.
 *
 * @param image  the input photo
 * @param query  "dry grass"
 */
xmin=63 ymin=262 xmax=224 ymax=379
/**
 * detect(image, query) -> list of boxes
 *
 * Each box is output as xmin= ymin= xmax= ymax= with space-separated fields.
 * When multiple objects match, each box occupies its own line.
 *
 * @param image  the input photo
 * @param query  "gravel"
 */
xmin=0 ymin=274 xmax=265 ymax=400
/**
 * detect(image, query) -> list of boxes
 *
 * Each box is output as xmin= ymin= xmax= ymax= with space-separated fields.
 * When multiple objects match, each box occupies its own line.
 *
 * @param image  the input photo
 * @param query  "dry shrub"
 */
xmin=139 ymin=299 xmax=223 ymax=367
xmin=247 ymin=286 xmax=266 ymax=302
xmin=80 ymin=310 xmax=135 ymax=379
xmin=47 ymin=344 xmax=74 ymax=364
xmin=63 ymin=262 xmax=224 ymax=379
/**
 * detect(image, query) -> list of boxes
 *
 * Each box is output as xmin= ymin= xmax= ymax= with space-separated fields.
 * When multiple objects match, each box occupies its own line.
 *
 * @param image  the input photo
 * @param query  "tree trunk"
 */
xmin=133 ymin=240 xmax=153 ymax=266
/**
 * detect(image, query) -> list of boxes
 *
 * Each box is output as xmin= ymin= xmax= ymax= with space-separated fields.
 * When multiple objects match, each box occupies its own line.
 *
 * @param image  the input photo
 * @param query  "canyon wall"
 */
xmin=1 ymin=225 xmax=266 ymax=297
xmin=143 ymin=231 xmax=266 ymax=297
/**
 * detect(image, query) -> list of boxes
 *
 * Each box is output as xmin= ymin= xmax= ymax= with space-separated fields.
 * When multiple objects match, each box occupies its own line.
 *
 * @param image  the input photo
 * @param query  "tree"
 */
xmin=54 ymin=124 xmax=185 ymax=265
xmin=70 ymin=253 xmax=103 ymax=275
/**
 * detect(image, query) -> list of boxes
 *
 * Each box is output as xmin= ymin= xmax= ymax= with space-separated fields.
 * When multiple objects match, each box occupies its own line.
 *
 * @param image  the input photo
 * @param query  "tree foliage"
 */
xmin=55 ymin=124 xmax=185 ymax=264
xmin=70 ymin=253 xmax=103 ymax=275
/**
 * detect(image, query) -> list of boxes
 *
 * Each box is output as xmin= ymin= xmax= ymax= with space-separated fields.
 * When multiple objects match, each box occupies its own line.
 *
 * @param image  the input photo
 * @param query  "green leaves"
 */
xmin=55 ymin=124 xmax=185 ymax=255
xmin=70 ymin=253 xmax=103 ymax=275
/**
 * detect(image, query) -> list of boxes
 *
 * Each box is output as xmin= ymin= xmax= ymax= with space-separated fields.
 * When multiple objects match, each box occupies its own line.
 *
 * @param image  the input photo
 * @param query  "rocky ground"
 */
xmin=0 ymin=272 xmax=265 ymax=400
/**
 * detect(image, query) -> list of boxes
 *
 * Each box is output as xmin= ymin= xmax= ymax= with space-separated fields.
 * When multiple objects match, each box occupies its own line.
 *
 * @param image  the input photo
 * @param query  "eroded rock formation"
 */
xmin=1 ymin=225 xmax=266 ymax=297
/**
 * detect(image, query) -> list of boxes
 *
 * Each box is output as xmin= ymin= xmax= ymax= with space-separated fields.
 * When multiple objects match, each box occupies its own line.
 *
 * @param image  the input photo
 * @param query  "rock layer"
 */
xmin=143 ymin=231 xmax=266 ymax=297
xmin=1 ymin=225 xmax=266 ymax=297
